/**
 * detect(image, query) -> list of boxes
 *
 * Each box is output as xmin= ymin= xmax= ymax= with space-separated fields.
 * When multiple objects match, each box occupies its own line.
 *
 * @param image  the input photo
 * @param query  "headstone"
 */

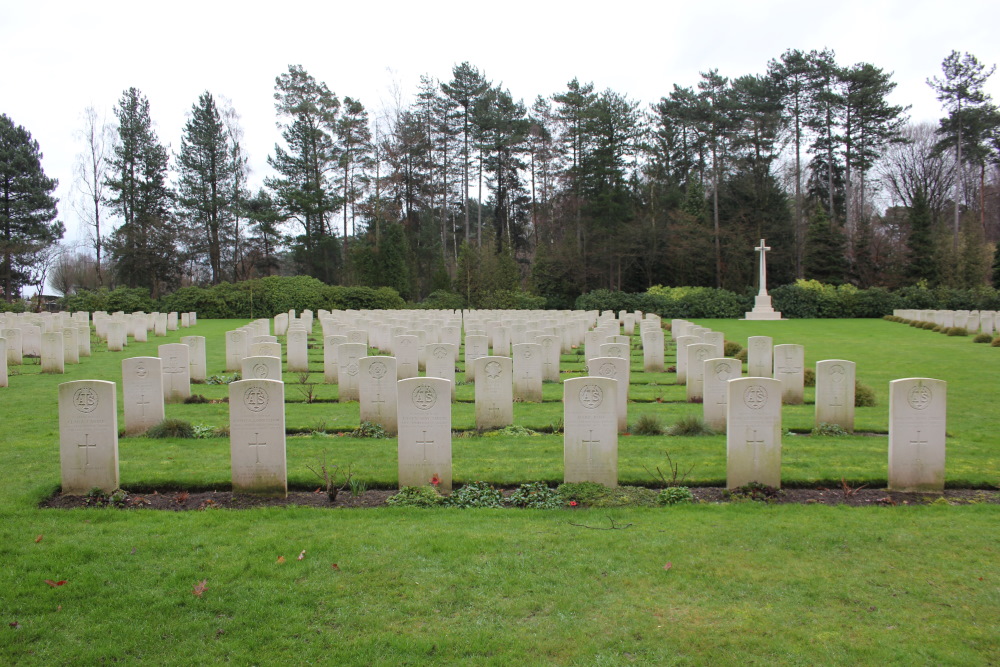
xmin=815 ymin=360 xmax=856 ymax=433
xmin=250 ymin=341 xmax=282 ymax=359
xmin=587 ymin=356 xmax=629 ymax=433
xmin=773 ymin=343 xmax=805 ymax=404
xmin=2 ymin=328 xmax=22 ymax=366
xmin=563 ymin=376 xmax=618 ymax=487
xmin=702 ymin=332 xmax=725 ymax=359
xmin=242 ymin=355 xmax=282 ymax=381
xmin=286 ymin=329 xmax=309 ymax=373
xmin=475 ymin=356 xmax=514 ymax=430
xmin=425 ymin=343 xmax=457 ymax=400
xmin=274 ymin=313 xmax=289 ymax=336
xmin=888 ymin=378 xmax=946 ymax=493
xmin=537 ymin=334 xmax=561 ymax=382
xmin=397 ymin=377 xmax=453 ymax=491
xmin=747 ymin=336 xmax=772 ymax=378
xmin=323 ymin=335 xmax=347 ymax=384
xmin=229 ymin=379 xmax=287 ymax=496
xmin=685 ymin=343 xmax=716 ymax=403
xmin=62 ymin=327 xmax=80 ymax=365
xmin=464 ymin=334 xmax=489 ymax=382
xmin=512 ymin=343 xmax=543 ymax=403
xmin=180 ymin=335 xmax=207 ymax=383
xmin=674 ymin=335 xmax=698 ymax=384
xmin=225 ymin=330 xmax=248 ymax=372
xmin=641 ymin=328 xmax=665 ymax=372
xmin=167 ymin=312 xmax=178 ymax=331
xmin=726 ymin=377 xmax=782 ymax=488
xmin=159 ymin=343 xmax=192 ymax=403
xmin=122 ymin=357 xmax=166 ymax=435
xmin=359 ymin=356 xmax=398 ymax=435
xmin=337 ymin=342 xmax=367 ymax=402
xmin=106 ymin=321 xmax=126 ymax=352
xmin=77 ymin=324 xmax=91 ymax=357
xmin=0 ymin=337 xmax=6 ymax=388
xmin=59 ymin=380 xmax=119 ymax=494
xmin=703 ymin=357 xmax=742 ymax=431
xmin=21 ymin=324 xmax=40 ymax=357
xmin=394 ymin=334 xmax=419 ymax=379
xmin=154 ymin=313 xmax=167 ymax=337
xmin=41 ymin=332 xmax=65 ymax=373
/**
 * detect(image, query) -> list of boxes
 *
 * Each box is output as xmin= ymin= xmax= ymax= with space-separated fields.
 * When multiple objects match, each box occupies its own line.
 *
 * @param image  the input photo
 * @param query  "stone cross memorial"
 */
xmin=815 ymin=360 xmax=856 ymax=433
xmin=122 ymin=357 xmax=166 ymax=435
xmin=563 ymin=376 xmax=618 ymax=487
xmin=59 ymin=380 xmax=119 ymax=494
xmin=359 ymin=356 xmax=399 ymax=436
xmin=744 ymin=239 xmax=783 ymax=320
xmin=726 ymin=377 xmax=782 ymax=488
xmin=888 ymin=378 xmax=946 ymax=493
xmin=397 ymin=377 xmax=453 ymax=491
xmin=229 ymin=379 xmax=287 ymax=496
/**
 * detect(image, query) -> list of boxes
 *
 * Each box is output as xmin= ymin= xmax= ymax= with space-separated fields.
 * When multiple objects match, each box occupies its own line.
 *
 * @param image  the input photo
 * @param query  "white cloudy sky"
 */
xmin=3 ymin=0 xmax=999 ymax=246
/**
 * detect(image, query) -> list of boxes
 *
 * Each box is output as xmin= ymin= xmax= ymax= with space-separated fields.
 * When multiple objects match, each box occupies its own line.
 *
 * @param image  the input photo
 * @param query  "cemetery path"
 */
xmin=39 ymin=486 xmax=999 ymax=510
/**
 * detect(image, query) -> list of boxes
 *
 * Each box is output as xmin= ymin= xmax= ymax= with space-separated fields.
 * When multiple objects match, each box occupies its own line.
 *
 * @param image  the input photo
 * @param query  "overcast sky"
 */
xmin=3 ymin=0 xmax=999 ymax=248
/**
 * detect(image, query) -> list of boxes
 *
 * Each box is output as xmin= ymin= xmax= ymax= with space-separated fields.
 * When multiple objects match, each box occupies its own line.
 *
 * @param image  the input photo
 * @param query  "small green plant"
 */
xmin=556 ymin=482 xmax=609 ymax=505
xmin=507 ymin=482 xmax=562 ymax=509
xmin=191 ymin=423 xmax=217 ymax=439
xmin=296 ymin=372 xmax=317 ymax=404
xmin=973 ymin=333 xmax=992 ymax=343
xmin=386 ymin=485 xmax=444 ymax=507
xmin=445 ymin=481 xmax=505 ymax=508
xmin=855 ymin=380 xmax=877 ymax=407
xmin=482 ymin=424 xmax=539 ymax=438
xmin=993 ymin=337 xmax=1000 ymax=347
xmin=555 ymin=482 xmax=657 ymax=507
xmin=631 ymin=413 xmax=664 ymax=436
xmin=727 ymin=481 xmax=782 ymax=502
xmin=645 ymin=450 xmax=694 ymax=487
xmin=724 ymin=340 xmax=743 ymax=357
xmin=932 ymin=325 xmax=943 ymax=333
xmin=348 ymin=477 xmax=368 ymax=497
xmin=803 ymin=368 xmax=816 ymax=387
xmin=351 ymin=421 xmax=387 ymax=438
xmin=668 ymin=415 xmax=715 ymax=436
xmin=946 ymin=326 xmax=968 ymax=336
xmin=146 ymin=419 xmax=196 ymax=439
xmin=812 ymin=422 xmax=849 ymax=436
xmin=205 ymin=372 xmax=240 ymax=385
xmin=306 ymin=452 xmax=353 ymax=502
xmin=658 ymin=486 xmax=695 ymax=506
xmin=734 ymin=348 xmax=748 ymax=363
xmin=183 ymin=394 xmax=208 ymax=404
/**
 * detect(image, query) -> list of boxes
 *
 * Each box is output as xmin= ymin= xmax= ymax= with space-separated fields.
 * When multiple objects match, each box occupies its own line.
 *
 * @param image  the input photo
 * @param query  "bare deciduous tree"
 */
xmin=73 ymin=106 xmax=114 ymax=286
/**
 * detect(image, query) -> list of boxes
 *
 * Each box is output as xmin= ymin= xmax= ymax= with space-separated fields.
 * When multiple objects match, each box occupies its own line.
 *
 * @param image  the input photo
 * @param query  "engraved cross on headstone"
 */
xmin=910 ymin=429 xmax=929 ymax=478
xmin=488 ymin=403 xmax=501 ymax=421
xmin=416 ymin=431 xmax=434 ymax=463
xmin=77 ymin=433 xmax=97 ymax=466
xmin=747 ymin=428 xmax=765 ymax=469
xmin=372 ymin=390 xmax=386 ymax=416
xmin=582 ymin=430 xmax=600 ymax=466
xmin=137 ymin=393 xmax=150 ymax=416
xmin=248 ymin=433 xmax=267 ymax=464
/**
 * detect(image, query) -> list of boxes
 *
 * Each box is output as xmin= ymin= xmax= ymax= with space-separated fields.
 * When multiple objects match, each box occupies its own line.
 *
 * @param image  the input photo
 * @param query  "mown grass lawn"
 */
xmin=1 ymin=317 xmax=998 ymax=664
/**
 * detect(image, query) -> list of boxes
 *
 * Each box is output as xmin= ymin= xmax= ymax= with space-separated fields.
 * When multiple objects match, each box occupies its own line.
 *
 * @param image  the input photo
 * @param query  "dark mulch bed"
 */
xmin=39 ymin=486 xmax=1000 ymax=511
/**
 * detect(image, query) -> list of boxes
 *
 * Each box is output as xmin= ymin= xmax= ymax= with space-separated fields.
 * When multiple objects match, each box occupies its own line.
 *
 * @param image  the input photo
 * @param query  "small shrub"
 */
xmin=946 ymin=327 xmax=968 ymax=336
xmin=803 ymin=368 xmax=816 ymax=387
xmin=668 ymin=415 xmax=714 ymax=436
xmin=734 ymin=348 xmax=748 ymax=363
xmin=445 ymin=481 xmax=504 ymax=508
xmin=658 ymin=486 xmax=695 ymax=506
xmin=974 ymin=333 xmax=992 ymax=343
xmin=723 ymin=340 xmax=743 ymax=357
xmin=812 ymin=422 xmax=849 ymax=436
xmin=631 ymin=413 xmax=664 ymax=436
xmin=507 ymin=482 xmax=562 ymax=509
xmin=184 ymin=394 xmax=208 ymax=404
xmin=932 ymin=325 xmax=943 ymax=332
xmin=306 ymin=452 xmax=353 ymax=502
xmin=206 ymin=373 xmax=240 ymax=385
xmin=351 ymin=421 xmax=387 ymax=439
xmin=482 ymin=424 xmax=539 ymax=438
xmin=191 ymin=423 xmax=217 ymax=439
xmin=386 ymin=485 xmax=444 ymax=507
xmin=556 ymin=482 xmax=610 ymax=505
xmin=921 ymin=322 xmax=936 ymax=329
xmin=589 ymin=486 xmax=659 ymax=508
xmin=855 ymin=381 xmax=877 ymax=407
xmin=992 ymin=337 xmax=1000 ymax=347
xmin=727 ymin=481 xmax=782 ymax=502
xmin=146 ymin=419 xmax=196 ymax=439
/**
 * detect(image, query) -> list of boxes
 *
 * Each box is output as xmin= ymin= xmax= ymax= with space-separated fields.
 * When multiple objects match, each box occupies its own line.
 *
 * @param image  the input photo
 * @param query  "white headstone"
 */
xmin=397 ymin=377 xmax=453 ymax=491
xmin=337 ymin=342 xmax=367 ymax=402
xmin=225 ymin=330 xmax=248 ymax=372
xmin=674 ymin=335 xmax=698 ymax=384
xmin=815 ymin=360 xmax=856 ymax=433
xmin=122 ymin=357 xmax=166 ymax=435
xmin=286 ymin=329 xmax=309 ymax=373
xmin=323 ymin=335 xmax=347 ymax=384
xmin=641 ymin=329 xmax=665 ymax=372
xmin=242 ymin=355 xmax=282 ymax=381
xmin=107 ymin=321 xmax=126 ymax=352
xmin=159 ymin=343 xmax=192 ymax=403
xmin=475 ymin=356 xmax=514 ymax=430
xmin=359 ymin=356 xmax=398 ymax=435
xmin=394 ymin=334 xmax=419 ymax=379
xmin=512 ymin=343 xmax=543 ymax=403
xmin=587 ymin=356 xmax=629 ymax=433
xmin=229 ymin=379 xmax=287 ymax=496
xmin=563 ymin=376 xmax=618 ymax=487
xmin=685 ymin=343 xmax=716 ymax=403
xmin=703 ymin=357 xmax=742 ymax=431
xmin=773 ymin=343 xmax=805 ymax=405
xmin=59 ymin=380 xmax=119 ymax=494
xmin=180 ymin=335 xmax=207 ymax=383
xmin=888 ymin=378 xmax=946 ymax=493
xmin=41 ymin=332 xmax=65 ymax=373
xmin=425 ymin=343 xmax=457 ymax=400
xmin=747 ymin=336 xmax=772 ymax=378
xmin=0 ymin=337 xmax=6 ymax=387
xmin=726 ymin=377 xmax=782 ymax=488
xmin=464 ymin=334 xmax=489 ymax=382
xmin=2 ymin=328 xmax=22 ymax=366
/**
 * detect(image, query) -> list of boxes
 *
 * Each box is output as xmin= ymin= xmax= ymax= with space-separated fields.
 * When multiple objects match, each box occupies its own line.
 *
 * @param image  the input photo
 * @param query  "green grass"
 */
xmin=0 ymin=317 xmax=998 ymax=664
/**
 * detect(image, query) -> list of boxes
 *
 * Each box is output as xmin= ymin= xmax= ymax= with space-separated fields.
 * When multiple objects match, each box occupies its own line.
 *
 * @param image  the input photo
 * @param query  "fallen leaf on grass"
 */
xmin=192 ymin=580 xmax=208 ymax=598
xmin=44 ymin=580 xmax=67 ymax=587
xmin=330 ymin=563 xmax=340 ymax=571
xmin=663 ymin=562 xmax=672 ymax=571
xmin=276 ymin=556 xmax=285 ymax=564
xmin=9 ymin=621 xmax=20 ymax=629
xmin=297 ymin=550 xmax=306 ymax=561
xmin=130 ymin=547 xmax=137 ymax=555
xmin=34 ymin=535 xmax=43 ymax=543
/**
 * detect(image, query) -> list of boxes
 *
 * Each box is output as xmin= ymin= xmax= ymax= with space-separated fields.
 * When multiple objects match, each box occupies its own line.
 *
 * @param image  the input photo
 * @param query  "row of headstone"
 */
xmin=894 ymin=309 xmax=998 ymax=335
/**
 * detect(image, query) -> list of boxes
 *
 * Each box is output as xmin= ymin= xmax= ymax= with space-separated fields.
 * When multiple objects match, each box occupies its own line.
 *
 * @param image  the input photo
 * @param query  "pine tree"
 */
xmin=0 ymin=114 xmax=62 ymax=302
xmin=905 ymin=187 xmax=937 ymax=284
xmin=803 ymin=203 xmax=847 ymax=283
xmin=441 ymin=63 xmax=490 ymax=246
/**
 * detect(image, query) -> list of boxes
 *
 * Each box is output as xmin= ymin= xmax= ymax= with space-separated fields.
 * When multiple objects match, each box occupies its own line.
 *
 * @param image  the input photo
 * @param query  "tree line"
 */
xmin=3 ymin=49 xmax=1000 ymax=307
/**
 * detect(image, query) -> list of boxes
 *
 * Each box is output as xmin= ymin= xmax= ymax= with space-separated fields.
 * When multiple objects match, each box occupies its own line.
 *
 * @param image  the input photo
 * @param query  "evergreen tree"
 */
xmin=105 ymin=87 xmax=176 ymax=297
xmin=351 ymin=221 xmax=411 ymax=298
xmin=441 ymin=63 xmax=490 ymax=245
xmin=803 ymin=203 xmax=847 ymax=283
xmin=905 ymin=187 xmax=937 ymax=284
xmin=0 ymin=114 xmax=62 ymax=302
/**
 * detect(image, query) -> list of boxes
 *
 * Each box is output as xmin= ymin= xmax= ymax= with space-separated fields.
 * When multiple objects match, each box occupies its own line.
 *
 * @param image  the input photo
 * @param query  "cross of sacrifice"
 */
xmin=77 ymin=434 xmax=97 ymax=466
xmin=755 ymin=239 xmax=771 ymax=295
xmin=582 ymin=430 xmax=600 ymax=466
xmin=416 ymin=431 xmax=434 ymax=463
xmin=248 ymin=433 xmax=267 ymax=464
xmin=137 ymin=393 xmax=150 ymax=416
